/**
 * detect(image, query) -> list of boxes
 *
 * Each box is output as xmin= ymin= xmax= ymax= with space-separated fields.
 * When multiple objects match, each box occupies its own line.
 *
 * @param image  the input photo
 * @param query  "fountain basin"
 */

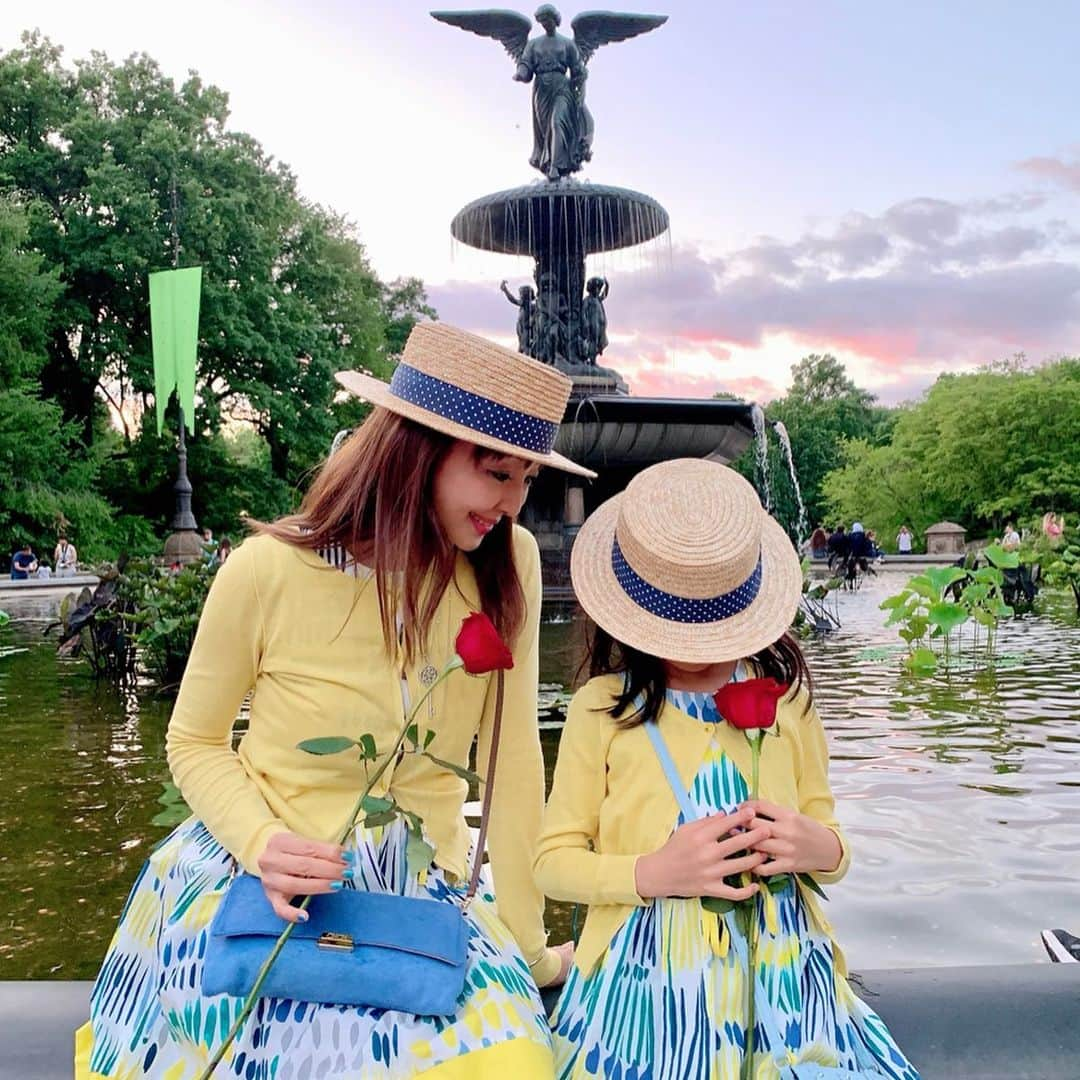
xmin=555 ymin=395 xmax=754 ymax=468
xmin=451 ymin=180 xmax=669 ymax=255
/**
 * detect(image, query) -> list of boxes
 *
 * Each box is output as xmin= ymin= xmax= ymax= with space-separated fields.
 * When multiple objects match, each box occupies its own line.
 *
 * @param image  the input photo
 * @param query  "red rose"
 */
xmin=713 ymin=678 xmax=788 ymax=731
xmin=455 ymin=612 xmax=514 ymax=675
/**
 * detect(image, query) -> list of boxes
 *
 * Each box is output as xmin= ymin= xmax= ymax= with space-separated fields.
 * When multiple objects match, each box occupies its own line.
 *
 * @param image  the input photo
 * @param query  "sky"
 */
xmin=9 ymin=1 xmax=1080 ymax=403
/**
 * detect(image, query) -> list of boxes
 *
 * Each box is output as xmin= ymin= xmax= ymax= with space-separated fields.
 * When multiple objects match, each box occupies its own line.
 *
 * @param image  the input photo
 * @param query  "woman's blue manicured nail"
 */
xmin=296 ymin=910 xmax=309 ymax=922
xmin=341 ymin=851 xmax=355 ymax=864
xmin=330 ymin=880 xmax=344 ymax=891
xmin=342 ymin=868 xmax=354 ymax=881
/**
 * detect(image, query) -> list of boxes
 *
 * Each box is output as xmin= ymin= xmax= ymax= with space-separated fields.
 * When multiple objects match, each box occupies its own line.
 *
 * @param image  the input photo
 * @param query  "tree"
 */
xmin=822 ymin=359 xmax=1080 ymax=547
xmin=729 ymin=354 xmax=892 ymax=533
xmin=0 ymin=33 xmax=437 ymax=547
xmin=0 ymin=194 xmax=119 ymax=559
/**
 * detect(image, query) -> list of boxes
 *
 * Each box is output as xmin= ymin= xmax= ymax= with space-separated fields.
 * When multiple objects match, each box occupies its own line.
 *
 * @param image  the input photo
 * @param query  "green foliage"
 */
xmin=881 ymin=557 xmax=1013 ymax=675
xmin=0 ymin=33 xmax=438 ymax=555
xmin=1031 ymin=524 xmax=1080 ymax=613
xmin=824 ymin=358 xmax=1080 ymax=545
xmin=729 ymin=353 xmax=894 ymax=532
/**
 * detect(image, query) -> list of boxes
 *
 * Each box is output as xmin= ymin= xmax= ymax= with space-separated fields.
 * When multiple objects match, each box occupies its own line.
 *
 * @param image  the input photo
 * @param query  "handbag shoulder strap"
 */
xmin=466 ymin=669 xmax=504 ymax=901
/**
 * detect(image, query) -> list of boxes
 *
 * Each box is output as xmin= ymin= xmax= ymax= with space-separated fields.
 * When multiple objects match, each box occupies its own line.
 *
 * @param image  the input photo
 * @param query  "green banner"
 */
xmin=149 ymin=266 xmax=202 ymax=435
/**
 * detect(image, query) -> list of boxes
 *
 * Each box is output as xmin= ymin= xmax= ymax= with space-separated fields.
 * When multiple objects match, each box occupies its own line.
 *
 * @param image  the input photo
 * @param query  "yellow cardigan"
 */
xmin=534 ymin=674 xmax=852 ymax=976
xmin=166 ymin=528 xmax=559 ymax=987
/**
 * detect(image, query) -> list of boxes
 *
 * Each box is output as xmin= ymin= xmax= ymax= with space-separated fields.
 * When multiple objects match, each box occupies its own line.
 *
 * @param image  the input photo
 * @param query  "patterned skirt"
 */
xmin=550 ymin=741 xmax=921 ymax=1080
xmin=77 ymin=816 xmax=553 ymax=1079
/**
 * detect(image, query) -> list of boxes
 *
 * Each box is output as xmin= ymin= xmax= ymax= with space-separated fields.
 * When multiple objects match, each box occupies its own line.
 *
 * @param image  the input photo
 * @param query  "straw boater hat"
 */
xmin=571 ymin=458 xmax=802 ymax=662
xmin=334 ymin=322 xmax=595 ymax=478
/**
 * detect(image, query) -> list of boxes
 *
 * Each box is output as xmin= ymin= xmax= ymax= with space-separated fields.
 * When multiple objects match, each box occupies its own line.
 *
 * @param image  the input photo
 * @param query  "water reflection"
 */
xmin=1 ymin=577 xmax=1078 ymax=979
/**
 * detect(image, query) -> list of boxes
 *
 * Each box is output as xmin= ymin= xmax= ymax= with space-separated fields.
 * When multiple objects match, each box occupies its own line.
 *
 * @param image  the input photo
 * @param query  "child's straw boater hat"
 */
xmin=334 ymin=322 xmax=595 ymax=478
xmin=571 ymin=458 xmax=802 ymax=662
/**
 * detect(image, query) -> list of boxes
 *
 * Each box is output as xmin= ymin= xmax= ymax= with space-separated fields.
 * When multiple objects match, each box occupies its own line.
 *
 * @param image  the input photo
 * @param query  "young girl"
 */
xmin=77 ymin=323 xmax=592 ymax=1079
xmin=536 ymin=459 xmax=920 ymax=1079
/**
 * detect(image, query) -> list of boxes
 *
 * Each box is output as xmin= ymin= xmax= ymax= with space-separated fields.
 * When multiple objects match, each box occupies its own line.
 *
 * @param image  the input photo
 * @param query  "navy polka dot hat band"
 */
xmin=334 ymin=323 xmax=596 ymax=478
xmin=570 ymin=458 xmax=803 ymax=663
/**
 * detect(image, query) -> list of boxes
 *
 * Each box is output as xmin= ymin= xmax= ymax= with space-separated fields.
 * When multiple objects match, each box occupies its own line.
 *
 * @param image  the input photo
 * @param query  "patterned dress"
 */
xmin=550 ymin=688 xmax=921 ymax=1080
xmin=77 ymin=815 xmax=553 ymax=1079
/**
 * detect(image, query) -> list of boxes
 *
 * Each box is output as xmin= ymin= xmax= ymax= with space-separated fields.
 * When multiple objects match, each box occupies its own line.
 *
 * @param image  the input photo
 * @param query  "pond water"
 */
xmin=1 ymin=576 xmax=1078 ymax=980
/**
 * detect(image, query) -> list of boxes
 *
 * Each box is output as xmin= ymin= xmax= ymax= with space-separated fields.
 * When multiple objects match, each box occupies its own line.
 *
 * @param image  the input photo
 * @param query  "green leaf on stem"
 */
xmin=701 ymin=896 xmax=736 ymax=914
xmin=928 ymin=602 xmax=968 ymax=633
xmin=766 ymin=874 xmax=790 ymax=893
xmin=405 ymin=724 xmax=420 ymax=748
xmin=361 ymin=795 xmax=394 ymax=814
xmin=797 ymin=872 xmax=829 ymax=901
xmin=983 ymin=544 xmax=1019 ymax=570
xmin=405 ymin=828 xmax=435 ymax=878
xmin=422 ymin=753 xmax=481 ymax=785
xmin=297 ymin=736 xmax=358 ymax=755
xmin=363 ymin=809 xmax=398 ymax=828
xmin=358 ymin=734 xmax=377 ymax=760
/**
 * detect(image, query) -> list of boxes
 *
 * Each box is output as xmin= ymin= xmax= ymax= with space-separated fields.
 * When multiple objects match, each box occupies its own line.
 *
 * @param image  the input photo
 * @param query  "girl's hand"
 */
xmin=741 ymin=799 xmax=843 ymax=876
xmin=539 ymin=941 xmax=575 ymax=988
xmin=256 ymin=831 xmax=352 ymax=922
xmin=634 ymin=807 xmax=768 ymax=900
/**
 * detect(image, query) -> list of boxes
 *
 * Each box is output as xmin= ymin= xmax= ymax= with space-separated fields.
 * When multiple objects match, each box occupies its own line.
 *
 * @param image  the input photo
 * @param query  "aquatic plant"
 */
xmin=880 ymin=545 xmax=1016 ymax=674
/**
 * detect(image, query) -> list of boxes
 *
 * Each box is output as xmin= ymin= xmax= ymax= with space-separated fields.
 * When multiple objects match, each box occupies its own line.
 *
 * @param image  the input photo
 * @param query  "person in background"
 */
xmin=848 ymin=522 xmax=873 ymax=562
xmin=11 ymin=543 xmax=38 ymax=579
xmin=866 ymin=529 xmax=884 ymax=561
xmin=896 ymin=524 xmax=913 ymax=554
xmin=1002 ymin=522 xmax=1021 ymax=551
xmin=216 ymin=536 xmax=232 ymax=564
xmin=1042 ymin=513 xmax=1065 ymax=542
xmin=826 ymin=524 xmax=848 ymax=566
xmin=201 ymin=527 xmax=218 ymax=565
xmin=54 ymin=535 xmax=78 ymax=577
xmin=809 ymin=525 xmax=829 ymax=560
xmin=36 ymin=560 xmax=52 ymax=579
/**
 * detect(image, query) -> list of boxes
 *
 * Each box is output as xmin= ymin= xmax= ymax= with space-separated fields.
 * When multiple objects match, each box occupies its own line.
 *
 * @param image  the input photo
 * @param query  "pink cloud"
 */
xmin=1017 ymin=156 xmax=1080 ymax=192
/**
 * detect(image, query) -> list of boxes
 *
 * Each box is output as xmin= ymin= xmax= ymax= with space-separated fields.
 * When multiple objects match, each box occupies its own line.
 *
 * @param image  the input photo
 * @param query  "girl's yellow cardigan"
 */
xmin=534 ymin=674 xmax=852 ymax=976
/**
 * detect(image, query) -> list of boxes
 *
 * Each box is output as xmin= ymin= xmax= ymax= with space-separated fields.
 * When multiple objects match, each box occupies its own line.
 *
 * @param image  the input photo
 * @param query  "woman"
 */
xmin=77 ymin=323 xmax=593 ymax=1079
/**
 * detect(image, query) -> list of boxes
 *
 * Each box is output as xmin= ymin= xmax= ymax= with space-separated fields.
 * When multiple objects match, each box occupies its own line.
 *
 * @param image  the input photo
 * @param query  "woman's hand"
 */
xmin=741 ymin=799 xmax=843 ymax=876
xmin=256 ymin=831 xmax=352 ymax=923
xmin=634 ymin=807 xmax=768 ymax=900
xmin=539 ymin=941 xmax=575 ymax=988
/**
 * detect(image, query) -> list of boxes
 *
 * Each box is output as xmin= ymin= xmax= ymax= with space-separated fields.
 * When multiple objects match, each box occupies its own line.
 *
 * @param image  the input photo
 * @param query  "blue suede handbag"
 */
xmin=202 ymin=672 xmax=508 ymax=1015
xmin=202 ymin=874 xmax=468 ymax=1014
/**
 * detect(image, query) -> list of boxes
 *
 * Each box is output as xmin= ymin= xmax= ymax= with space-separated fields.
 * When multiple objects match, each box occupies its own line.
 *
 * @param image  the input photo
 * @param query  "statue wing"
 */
xmin=571 ymin=11 xmax=668 ymax=65
xmin=430 ymin=10 xmax=533 ymax=64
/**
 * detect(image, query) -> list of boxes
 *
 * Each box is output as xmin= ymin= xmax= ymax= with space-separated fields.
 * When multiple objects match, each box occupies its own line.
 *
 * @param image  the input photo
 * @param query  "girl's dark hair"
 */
xmin=584 ymin=624 xmax=813 ymax=727
xmin=252 ymin=409 xmax=526 ymax=665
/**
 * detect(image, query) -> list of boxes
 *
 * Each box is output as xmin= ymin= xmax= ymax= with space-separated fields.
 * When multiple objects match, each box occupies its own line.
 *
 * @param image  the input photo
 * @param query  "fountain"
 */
xmin=433 ymin=7 xmax=756 ymax=582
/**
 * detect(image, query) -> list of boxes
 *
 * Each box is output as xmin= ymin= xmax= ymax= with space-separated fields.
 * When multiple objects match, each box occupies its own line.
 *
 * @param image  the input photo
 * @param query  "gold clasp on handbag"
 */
xmin=317 ymin=932 xmax=354 ymax=952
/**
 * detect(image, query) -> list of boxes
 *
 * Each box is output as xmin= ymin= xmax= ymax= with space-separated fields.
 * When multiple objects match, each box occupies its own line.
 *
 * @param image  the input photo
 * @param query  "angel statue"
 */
xmin=432 ymin=6 xmax=667 ymax=181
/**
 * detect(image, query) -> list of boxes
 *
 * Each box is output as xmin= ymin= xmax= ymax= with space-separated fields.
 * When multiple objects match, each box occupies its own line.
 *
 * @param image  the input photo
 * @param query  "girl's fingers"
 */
xmin=701 ymin=808 xmax=754 ymax=838
xmin=742 ymin=798 xmax=788 ymax=820
xmin=747 ymin=836 xmax=791 ymax=857
xmin=718 ymin=851 xmax=767 ymax=876
xmin=715 ymin=825 xmax=770 ymax=857
xmin=754 ymin=858 xmax=791 ymax=877
xmin=704 ymin=880 xmax=759 ymax=901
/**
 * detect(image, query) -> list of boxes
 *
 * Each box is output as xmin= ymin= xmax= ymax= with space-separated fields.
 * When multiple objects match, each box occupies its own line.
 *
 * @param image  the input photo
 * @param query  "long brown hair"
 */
xmin=582 ymin=625 xmax=813 ymax=728
xmin=253 ymin=409 xmax=526 ymax=664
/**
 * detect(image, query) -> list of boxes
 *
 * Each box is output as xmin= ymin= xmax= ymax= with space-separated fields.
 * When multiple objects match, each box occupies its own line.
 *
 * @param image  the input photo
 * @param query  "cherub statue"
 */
xmin=500 ymin=279 xmax=537 ymax=356
xmin=580 ymin=275 xmax=609 ymax=364
xmin=432 ymin=6 xmax=667 ymax=181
